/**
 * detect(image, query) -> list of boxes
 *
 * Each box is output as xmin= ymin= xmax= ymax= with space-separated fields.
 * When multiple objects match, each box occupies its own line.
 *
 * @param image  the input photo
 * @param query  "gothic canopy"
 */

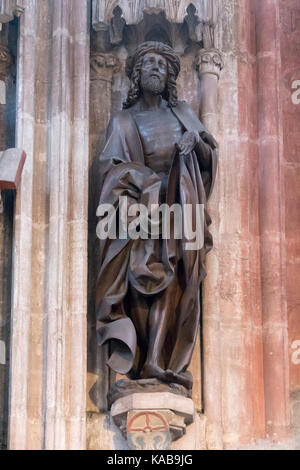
xmin=92 ymin=0 xmax=218 ymax=30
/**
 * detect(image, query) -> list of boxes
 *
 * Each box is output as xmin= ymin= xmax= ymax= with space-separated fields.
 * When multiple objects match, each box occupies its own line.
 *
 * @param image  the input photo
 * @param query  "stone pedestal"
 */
xmin=111 ymin=392 xmax=195 ymax=450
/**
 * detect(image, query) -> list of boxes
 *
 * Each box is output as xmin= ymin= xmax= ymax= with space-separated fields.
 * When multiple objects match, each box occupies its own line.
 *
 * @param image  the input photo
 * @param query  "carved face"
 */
xmin=140 ymin=52 xmax=168 ymax=96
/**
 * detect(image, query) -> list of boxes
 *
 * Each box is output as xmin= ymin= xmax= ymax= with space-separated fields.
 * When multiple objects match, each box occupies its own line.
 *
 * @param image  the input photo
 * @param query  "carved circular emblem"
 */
xmin=127 ymin=412 xmax=171 ymax=450
xmin=127 ymin=411 xmax=169 ymax=433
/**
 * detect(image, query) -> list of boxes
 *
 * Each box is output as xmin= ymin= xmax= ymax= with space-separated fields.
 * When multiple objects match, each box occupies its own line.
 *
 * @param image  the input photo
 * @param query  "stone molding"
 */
xmin=92 ymin=0 xmax=218 ymax=32
xmin=0 ymin=0 xmax=24 ymax=24
xmin=195 ymin=48 xmax=224 ymax=79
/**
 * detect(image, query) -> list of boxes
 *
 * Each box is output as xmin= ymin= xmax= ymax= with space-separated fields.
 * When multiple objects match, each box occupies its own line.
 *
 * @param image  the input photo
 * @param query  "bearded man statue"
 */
xmin=95 ymin=41 xmax=218 ymax=393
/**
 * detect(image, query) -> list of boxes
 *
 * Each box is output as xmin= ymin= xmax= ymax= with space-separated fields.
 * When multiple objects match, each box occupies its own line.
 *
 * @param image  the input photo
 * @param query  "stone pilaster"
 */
xmin=9 ymin=0 xmax=89 ymax=450
xmin=194 ymin=46 xmax=223 ymax=450
xmin=90 ymin=53 xmax=120 ymax=158
xmin=195 ymin=48 xmax=223 ymax=134
xmin=255 ymin=0 xmax=290 ymax=441
xmin=88 ymin=52 xmax=120 ymax=418
xmin=89 ymin=52 xmax=119 ymax=169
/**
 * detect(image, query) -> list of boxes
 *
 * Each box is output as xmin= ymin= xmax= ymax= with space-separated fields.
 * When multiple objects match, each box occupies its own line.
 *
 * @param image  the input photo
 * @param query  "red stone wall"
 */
xmin=237 ymin=0 xmax=265 ymax=442
xmin=278 ymin=0 xmax=300 ymax=432
xmin=279 ymin=0 xmax=300 ymax=393
xmin=234 ymin=0 xmax=300 ymax=444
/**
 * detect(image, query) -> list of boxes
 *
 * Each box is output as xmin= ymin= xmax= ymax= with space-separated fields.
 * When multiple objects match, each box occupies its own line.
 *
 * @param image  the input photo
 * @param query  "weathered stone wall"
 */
xmin=0 ymin=19 xmax=17 ymax=450
xmin=8 ymin=0 xmax=90 ymax=450
xmin=278 ymin=0 xmax=300 ymax=438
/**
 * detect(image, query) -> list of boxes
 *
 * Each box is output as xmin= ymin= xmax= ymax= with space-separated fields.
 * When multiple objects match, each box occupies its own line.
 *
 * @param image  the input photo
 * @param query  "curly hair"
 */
xmin=123 ymin=42 xmax=180 ymax=110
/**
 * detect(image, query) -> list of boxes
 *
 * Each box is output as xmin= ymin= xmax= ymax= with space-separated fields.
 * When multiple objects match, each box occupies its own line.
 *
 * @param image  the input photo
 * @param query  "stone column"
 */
xmin=89 ymin=53 xmax=120 ymax=165
xmin=9 ymin=0 xmax=89 ymax=450
xmin=195 ymin=47 xmax=223 ymax=450
xmin=196 ymin=49 xmax=223 ymax=135
xmin=255 ymin=0 xmax=290 ymax=441
xmin=87 ymin=53 xmax=119 ymax=443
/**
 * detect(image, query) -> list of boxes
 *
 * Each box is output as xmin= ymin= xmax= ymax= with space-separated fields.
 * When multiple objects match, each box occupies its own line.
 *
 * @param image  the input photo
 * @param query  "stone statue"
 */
xmin=96 ymin=42 xmax=217 ymax=394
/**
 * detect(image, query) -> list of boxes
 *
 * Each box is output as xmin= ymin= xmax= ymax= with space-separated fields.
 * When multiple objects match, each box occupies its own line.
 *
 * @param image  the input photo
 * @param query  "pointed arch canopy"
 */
xmin=92 ymin=0 xmax=218 ymax=31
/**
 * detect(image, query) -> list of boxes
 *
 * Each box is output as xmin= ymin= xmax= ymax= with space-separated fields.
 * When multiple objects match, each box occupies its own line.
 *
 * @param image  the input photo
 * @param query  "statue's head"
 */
xmin=123 ymin=41 xmax=181 ymax=109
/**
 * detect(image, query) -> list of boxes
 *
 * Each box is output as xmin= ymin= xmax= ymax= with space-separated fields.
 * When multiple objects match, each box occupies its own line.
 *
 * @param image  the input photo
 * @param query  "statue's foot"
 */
xmin=165 ymin=369 xmax=193 ymax=390
xmin=140 ymin=363 xmax=169 ymax=383
xmin=140 ymin=363 xmax=193 ymax=390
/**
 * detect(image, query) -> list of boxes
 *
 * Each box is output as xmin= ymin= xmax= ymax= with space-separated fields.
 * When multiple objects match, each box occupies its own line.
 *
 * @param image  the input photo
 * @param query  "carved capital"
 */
xmin=90 ymin=53 xmax=120 ymax=82
xmin=0 ymin=0 xmax=24 ymax=24
xmin=195 ymin=49 xmax=224 ymax=79
xmin=0 ymin=45 xmax=12 ymax=79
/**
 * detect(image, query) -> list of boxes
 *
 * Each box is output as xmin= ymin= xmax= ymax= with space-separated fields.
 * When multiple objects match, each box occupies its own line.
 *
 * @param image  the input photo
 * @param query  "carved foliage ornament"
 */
xmin=0 ymin=0 xmax=24 ymax=24
xmin=195 ymin=48 xmax=224 ymax=78
xmin=0 ymin=44 xmax=11 ymax=77
xmin=90 ymin=53 xmax=120 ymax=81
xmin=92 ymin=0 xmax=218 ymax=30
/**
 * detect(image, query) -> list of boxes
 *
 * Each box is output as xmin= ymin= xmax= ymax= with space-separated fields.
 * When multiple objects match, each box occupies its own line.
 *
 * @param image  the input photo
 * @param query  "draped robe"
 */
xmin=95 ymin=100 xmax=217 ymax=380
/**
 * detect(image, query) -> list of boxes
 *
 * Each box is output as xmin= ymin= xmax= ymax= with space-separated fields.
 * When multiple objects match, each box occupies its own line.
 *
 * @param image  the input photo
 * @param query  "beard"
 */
xmin=141 ymin=75 xmax=166 ymax=96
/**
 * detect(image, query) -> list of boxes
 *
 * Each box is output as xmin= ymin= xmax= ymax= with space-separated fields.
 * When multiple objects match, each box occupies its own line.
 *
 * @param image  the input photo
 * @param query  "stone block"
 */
xmin=0 ymin=148 xmax=26 ymax=191
xmin=0 ymin=81 xmax=5 ymax=105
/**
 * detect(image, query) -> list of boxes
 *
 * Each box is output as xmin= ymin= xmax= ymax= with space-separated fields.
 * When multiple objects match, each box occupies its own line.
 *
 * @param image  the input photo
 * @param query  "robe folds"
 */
xmin=95 ymin=100 xmax=218 ymax=378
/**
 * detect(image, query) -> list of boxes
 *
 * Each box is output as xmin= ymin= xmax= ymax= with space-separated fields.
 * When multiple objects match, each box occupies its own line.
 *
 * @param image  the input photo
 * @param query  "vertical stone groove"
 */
xmin=9 ymin=0 xmax=37 ymax=449
xmin=9 ymin=0 xmax=89 ymax=450
xmin=255 ymin=0 xmax=290 ymax=440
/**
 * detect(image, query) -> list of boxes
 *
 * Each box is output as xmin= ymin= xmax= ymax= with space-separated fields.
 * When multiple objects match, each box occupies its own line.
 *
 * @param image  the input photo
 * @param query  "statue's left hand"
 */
xmin=200 ymin=130 xmax=218 ymax=150
xmin=176 ymin=131 xmax=199 ymax=156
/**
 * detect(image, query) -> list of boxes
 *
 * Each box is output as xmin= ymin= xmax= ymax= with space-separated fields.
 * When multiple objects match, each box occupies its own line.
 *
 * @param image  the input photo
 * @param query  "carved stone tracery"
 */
xmin=92 ymin=0 xmax=218 ymax=47
xmin=93 ymin=0 xmax=218 ymax=26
